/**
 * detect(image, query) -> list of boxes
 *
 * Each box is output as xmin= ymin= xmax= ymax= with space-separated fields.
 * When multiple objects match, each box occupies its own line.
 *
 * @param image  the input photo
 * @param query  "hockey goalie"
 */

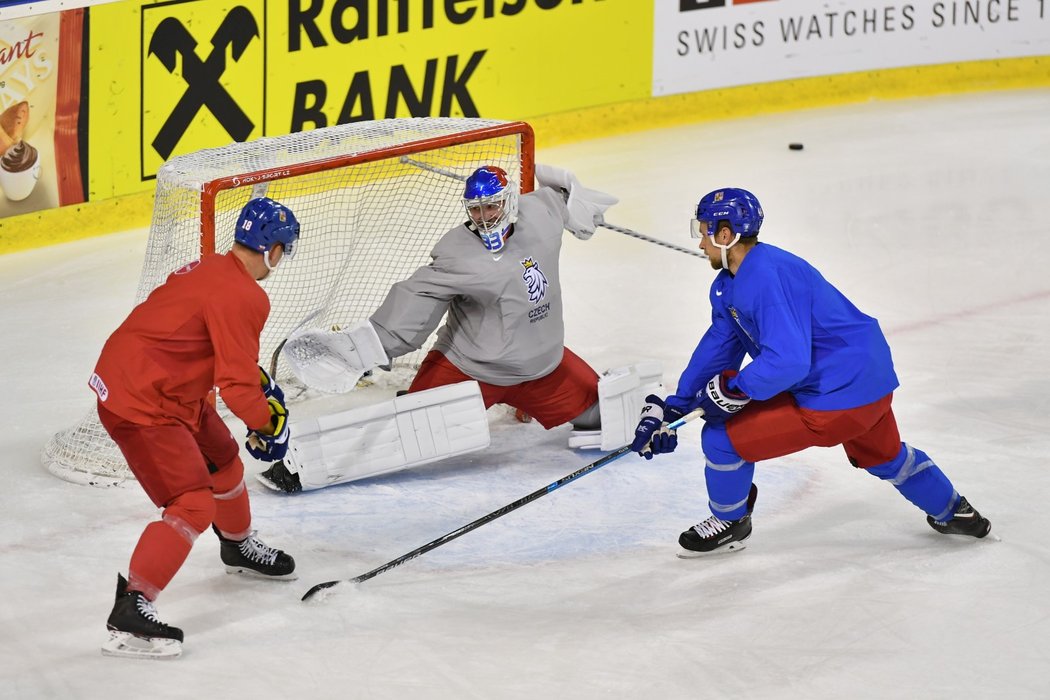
xmin=258 ymin=164 xmax=663 ymax=493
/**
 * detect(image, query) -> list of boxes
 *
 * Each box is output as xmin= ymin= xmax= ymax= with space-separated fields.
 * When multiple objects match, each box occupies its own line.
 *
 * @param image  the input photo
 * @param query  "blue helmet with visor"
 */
xmin=463 ymin=166 xmax=518 ymax=255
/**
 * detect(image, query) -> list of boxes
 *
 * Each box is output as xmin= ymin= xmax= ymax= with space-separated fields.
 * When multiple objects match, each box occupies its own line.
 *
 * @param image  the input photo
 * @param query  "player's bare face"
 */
xmin=468 ymin=202 xmax=504 ymax=231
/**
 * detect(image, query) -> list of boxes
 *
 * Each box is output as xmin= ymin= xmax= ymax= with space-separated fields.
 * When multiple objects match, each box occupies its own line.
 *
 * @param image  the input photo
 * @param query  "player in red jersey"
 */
xmin=90 ymin=197 xmax=300 ymax=659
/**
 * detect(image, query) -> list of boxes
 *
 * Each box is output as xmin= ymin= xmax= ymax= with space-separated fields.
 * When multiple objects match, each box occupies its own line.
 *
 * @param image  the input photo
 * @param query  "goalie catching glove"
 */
xmin=535 ymin=163 xmax=618 ymax=240
xmin=281 ymin=320 xmax=390 ymax=393
xmin=245 ymin=396 xmax=290 ymax=462
xmin=630 ymin=395 xmax=685 ymax=460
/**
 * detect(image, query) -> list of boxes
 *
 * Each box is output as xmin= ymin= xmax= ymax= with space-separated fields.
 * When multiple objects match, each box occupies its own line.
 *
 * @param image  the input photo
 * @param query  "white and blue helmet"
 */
xmin=463 ymin=166 xmax=518 ymax=255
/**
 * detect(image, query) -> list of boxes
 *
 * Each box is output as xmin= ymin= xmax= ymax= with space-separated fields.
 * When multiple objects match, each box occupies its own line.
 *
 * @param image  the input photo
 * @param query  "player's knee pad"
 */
xmin=210 ymin=455 xmax=245 ymax=496
xmin=702 ymin=423 xmax=743 ymax=464
xmin=702 ymin=423 xmax=754 ymax=520
xmin=162 ymin=488 xmax=214 ymax=543
xmin=864 ymin=443 xmax=958 ymax=519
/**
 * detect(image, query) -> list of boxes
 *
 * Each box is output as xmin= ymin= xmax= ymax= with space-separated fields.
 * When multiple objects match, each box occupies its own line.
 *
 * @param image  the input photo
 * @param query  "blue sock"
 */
xmin=865 ymin=443 xmax=958 ymax=520
xmin=702 ymin=424 xmax=755 ymax=520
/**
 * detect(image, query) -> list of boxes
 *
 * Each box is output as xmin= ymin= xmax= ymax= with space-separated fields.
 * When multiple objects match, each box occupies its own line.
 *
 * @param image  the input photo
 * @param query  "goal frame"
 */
xmin=43 ymin=118 xmax=536 ymax=487
xmin=199 ymin=121 xmax=535 ymax=255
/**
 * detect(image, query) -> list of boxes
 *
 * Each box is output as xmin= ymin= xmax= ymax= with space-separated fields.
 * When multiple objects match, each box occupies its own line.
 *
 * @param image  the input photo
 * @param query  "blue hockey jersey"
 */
xmin=667 ymin=243 xmax=899 ymax=413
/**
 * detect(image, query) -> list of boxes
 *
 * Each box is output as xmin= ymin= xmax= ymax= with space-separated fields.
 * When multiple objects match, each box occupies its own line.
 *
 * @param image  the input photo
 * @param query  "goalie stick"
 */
xmin=398 ymin=155 xmax=708 ymax=261
xmin=300 ymin=408 xmax=703 ymax=602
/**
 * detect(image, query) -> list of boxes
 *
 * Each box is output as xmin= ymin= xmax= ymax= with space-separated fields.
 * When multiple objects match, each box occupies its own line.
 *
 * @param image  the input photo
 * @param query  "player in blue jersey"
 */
xmin=631 ymin=187 xmax=991 ymax=556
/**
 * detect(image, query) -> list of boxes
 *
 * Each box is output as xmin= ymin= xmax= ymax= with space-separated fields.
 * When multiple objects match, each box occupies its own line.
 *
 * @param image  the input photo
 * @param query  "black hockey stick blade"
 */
xmin=301 ymin=408 xmax=704 ymax=602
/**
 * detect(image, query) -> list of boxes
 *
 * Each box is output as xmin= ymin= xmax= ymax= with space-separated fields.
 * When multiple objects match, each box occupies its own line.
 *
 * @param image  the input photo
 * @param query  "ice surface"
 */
xmin=2 ymin=90 xmax=1048 ymax=699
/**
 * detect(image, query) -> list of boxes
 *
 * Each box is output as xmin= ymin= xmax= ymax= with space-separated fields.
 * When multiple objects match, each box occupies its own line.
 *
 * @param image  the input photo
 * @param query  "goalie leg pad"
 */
xmin=273 ymin=381 xmax=490 ymax=490
xmin=568 ymin=361 xmax=663 ymax=450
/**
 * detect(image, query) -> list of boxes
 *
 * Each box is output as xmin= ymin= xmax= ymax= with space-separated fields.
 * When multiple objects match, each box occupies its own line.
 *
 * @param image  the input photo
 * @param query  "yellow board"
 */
xmin=6 ymin=42 xmax=1048 ymax=254
xmin=87 ymin=0 xmax=649 ymax=201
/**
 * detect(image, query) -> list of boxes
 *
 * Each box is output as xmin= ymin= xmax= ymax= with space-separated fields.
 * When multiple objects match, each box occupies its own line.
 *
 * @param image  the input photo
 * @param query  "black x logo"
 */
xmin=148 ymin=6 xmax=259 ymax=160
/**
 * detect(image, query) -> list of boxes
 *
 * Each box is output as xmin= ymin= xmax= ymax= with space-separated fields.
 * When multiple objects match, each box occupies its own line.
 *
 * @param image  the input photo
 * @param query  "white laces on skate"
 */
xmin=690 ymin=515 xmax=732 ymax=539
xmin=135 ymin=596 xmax=164 ymax=625
xmin=239 ymin=532 xmax=279 ymax=565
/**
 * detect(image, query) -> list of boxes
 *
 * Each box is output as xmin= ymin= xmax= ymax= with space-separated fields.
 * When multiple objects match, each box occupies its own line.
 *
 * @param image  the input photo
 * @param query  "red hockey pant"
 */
xmin=408 ymin=348 xmax=599 ymax=429
xmin=98 ymin=401 xmax=252 ymax=599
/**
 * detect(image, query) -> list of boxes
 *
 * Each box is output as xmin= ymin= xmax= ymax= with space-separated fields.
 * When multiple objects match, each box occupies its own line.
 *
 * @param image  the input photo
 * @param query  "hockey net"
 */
xmin=42 ymin=118 xmax=535 ymax=486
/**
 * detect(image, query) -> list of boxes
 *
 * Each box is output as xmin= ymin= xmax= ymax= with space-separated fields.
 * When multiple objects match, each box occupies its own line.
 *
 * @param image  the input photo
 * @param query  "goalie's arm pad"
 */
xmin=282 ymin=320 xmax=391 ymax=394
xmin=534 ymin=163 xmax=619 ymax=241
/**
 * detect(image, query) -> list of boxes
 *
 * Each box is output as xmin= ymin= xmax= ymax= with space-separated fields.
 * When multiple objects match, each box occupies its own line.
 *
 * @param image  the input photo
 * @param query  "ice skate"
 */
xmin=256 ymin=460 xmax=302 ymax=493
xmin=216 ymin=527 xmax=297 ymax=579
xmin=678 ymin=483 xmax=757 ymax=558
xmin=101 ymin=574 xmax=183 ymax=660
xmin=927 ymin=496 xmax=991 ymax=538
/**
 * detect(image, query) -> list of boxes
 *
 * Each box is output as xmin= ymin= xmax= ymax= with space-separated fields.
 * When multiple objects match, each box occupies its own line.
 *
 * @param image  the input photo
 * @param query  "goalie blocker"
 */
xmin=257 ymin=381 xmax=489 ymax=492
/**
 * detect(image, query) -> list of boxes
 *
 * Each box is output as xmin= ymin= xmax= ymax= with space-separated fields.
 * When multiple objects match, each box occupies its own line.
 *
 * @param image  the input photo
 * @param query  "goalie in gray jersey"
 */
xmin=264 ymin=165 xmax=662 ymax=492
xmin=373 ymin=165 xmax=600 ymax=412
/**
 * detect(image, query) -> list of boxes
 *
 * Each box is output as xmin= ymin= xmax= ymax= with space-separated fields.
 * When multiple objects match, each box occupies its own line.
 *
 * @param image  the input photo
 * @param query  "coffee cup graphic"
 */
xmin=0 ymin=101 xmax=37 ymax=202
xmin=0 ymin=140 xmax=40 ymax=201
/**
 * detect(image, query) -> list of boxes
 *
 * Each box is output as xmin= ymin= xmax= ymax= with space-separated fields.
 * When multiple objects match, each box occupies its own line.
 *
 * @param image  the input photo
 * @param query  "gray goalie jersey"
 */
xmin=370 ymin=187 xmax=571 ymax=386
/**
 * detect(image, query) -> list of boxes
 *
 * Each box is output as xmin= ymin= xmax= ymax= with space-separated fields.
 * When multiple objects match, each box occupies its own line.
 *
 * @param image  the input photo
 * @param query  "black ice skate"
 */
xmin=927 ymin=496 xmax=991 ymax=538
xmin=101 ymin=574 xmax=183 ymax=660
xmin=256 ymin=460 xmax=302 ymax=493
xmin=215 ymin=526 xmax=298 ymax=580
xmin=678 ymin=483 xmax=758 ymax=558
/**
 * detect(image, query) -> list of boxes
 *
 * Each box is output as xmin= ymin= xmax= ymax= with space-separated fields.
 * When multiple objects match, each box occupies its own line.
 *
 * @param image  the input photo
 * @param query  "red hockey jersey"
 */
xmin=90 ymin=252 xmax=271 ymax=432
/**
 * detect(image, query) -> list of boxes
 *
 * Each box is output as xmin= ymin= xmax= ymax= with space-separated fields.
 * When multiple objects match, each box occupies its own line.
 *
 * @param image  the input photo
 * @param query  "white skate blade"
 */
xmin=254 ymin=471 xmax=287 ymax=492
xmin=224 ymin=565 xmax=299 ymax=581
xmin=101 ymin=630 xmax=182 ymax=660
xmin=254 ymin=472 xmax=281 ymax=491
xmin=676 ymin=539 xmax=750 ymax=559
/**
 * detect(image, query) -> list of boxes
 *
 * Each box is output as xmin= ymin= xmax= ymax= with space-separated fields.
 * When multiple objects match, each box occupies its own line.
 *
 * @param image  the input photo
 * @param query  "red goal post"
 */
xmin=43 ymin=118 xmax=535 ymax=486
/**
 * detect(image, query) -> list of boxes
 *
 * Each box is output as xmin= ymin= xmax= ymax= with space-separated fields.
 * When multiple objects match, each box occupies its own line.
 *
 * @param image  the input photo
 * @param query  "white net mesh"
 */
xmin=42 ymin=118 xmax=533 ymax=486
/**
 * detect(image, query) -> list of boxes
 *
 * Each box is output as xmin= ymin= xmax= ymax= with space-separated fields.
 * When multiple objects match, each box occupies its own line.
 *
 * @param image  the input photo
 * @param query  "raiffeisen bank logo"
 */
xmin=141 ymin=2 xmax=266 ymax=178
xmin=681 ymin=0 xmax=777 ymax=9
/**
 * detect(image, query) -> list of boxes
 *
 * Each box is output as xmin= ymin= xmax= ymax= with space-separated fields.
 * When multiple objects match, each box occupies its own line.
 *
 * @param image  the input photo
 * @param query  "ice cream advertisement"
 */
xmin=0 ymin=14 xmax=63 ymax=216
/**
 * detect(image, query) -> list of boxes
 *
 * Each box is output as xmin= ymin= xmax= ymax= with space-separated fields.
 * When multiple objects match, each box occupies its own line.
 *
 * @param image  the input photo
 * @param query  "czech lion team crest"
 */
xmin=520 ymin=257 xmax=548 ymax=304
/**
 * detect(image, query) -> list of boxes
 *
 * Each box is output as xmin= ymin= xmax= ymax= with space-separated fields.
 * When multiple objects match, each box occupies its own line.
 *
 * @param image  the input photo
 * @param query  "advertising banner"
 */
xmin=88 ymin=0 xmax=651 ymax=201
xmin=0 ymin=9 xmax=85 ymax=218
xmin=654 ymin=0 xmax=1050 ymax=96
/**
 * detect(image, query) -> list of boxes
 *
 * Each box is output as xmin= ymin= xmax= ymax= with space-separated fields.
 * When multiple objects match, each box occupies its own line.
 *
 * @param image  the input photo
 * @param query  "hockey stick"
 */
xmin=301 ymin=408 xmax=704 ymax=601
xmin=597 ymin=220 xmax=708 ymax=260
xmin=398 ymin=156 xmax=707 ymax=261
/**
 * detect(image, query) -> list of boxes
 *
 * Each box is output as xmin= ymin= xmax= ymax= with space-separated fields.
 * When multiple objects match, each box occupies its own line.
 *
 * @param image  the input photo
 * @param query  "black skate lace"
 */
xmin=136 ymin=596 xmax=164 ymax=625
xmin=692 ymin=515 xmax=731 ymax=538
xmin=240 ymin=532 xmax=279 ymax=565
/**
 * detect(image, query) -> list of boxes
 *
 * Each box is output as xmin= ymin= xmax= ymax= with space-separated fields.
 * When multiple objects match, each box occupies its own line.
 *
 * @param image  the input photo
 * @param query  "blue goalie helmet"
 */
xmin=693 ymin=188 xmax=764 ymax=238
xmin=234 ymin=197 xmax=301 ymax=259
xmin=463 ymin=165 xmax=518 ymax=254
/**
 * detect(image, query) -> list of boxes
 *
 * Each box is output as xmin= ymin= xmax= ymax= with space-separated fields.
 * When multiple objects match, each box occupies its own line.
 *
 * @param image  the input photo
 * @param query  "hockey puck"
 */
xmin=788 ymin=143 xmax=804 ymax=151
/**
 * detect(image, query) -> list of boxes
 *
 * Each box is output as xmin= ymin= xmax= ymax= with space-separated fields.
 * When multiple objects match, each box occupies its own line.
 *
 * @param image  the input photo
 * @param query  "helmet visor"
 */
xmin=690 ymin=218 xmax=710 ymax=239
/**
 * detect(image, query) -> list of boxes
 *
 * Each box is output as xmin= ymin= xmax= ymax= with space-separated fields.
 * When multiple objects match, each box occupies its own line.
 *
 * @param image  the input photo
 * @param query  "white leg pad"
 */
xmin=283 ymin=381 xmax=490 ymax=489
xmin=568 ymin=361 xmax=664 ymax=450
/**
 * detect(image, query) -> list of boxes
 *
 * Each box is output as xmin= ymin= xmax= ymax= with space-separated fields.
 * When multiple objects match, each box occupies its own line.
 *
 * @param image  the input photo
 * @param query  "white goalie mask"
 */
xmin=463 ymin=166 xmax=519 ymax=255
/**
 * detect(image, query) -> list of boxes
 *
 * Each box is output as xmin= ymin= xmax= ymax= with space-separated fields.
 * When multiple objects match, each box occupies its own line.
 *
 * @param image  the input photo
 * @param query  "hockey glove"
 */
xmin=258 ymin=365 xmax=285 ymax=404
xmin=534 ymin=163 xmax=618 ymax=241
xmin=245 ymin=396 xmax=290 ymax=462
xmin=630 ymin=394 xmax=685 ymax=460
xmin=696 ymin=370 xmax=751 ymax=424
